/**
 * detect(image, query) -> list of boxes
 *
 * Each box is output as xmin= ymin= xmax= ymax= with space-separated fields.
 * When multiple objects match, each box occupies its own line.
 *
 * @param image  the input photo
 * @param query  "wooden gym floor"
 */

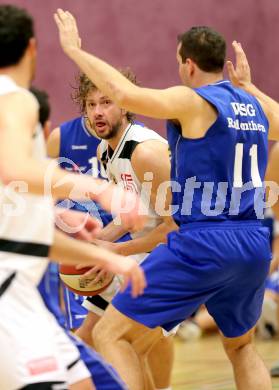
xmin=172 ymin=335 xmax=279 ymax=389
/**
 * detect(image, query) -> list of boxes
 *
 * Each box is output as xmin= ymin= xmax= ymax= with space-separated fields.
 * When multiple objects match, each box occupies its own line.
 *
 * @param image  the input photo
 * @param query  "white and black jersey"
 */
xmin=99 ymin=122 xmax=167 ymax=239
xmin=84 ymin=123 xmax=167 ymax=315
xmin=0 ymin=76 xmax=54 ymax=287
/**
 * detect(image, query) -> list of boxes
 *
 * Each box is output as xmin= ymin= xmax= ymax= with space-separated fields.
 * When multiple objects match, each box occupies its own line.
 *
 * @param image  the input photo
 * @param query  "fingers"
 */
xmin=55 ymin=8 xmax=67 ymax=25
xmin=137 ymin=267 xmax=147 ymax=296
xmin=232 ymin=41 xmax=250 ymax=72
xmin=82 ymin=265 xmax=101 ymax=277
xmin=232 ymin=41 xmax=245 ymax=70
xmin=89 ymin=225 xmax=102 ymax=238
xmin=54 ymin=9 xmax=78 ymax=32
xmin=73 ymin=229 xmax=92 ymax=241
xmin=54 ymin=12 xmax=63 ymax=28
xmin=85 ymin=216 xmax=102 ymax=232
xmin=120 ymin=275 xmax=129 ymax=293
xmin=226 ymin=60 xmax=237 ymax=83
xmin=121 ymin=266 xmax=146 ymax=298
xmin=131 ymin=268 xmax=146 ymax=298
xmin=75 ymin=264 xmax=89 ymax=270
xmin=92 ymin=269 xmax=108 ymax=284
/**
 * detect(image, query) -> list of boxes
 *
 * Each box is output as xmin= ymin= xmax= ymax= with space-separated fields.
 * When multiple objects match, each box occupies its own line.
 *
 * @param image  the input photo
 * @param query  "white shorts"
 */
xmin=0 ymin=270 xmax=90 ymax=390
xmin=83 ymin=253 xmax=147 ymax=316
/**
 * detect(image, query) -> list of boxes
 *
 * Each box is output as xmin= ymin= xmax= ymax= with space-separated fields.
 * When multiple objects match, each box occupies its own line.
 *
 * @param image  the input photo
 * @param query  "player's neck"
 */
xmin=0 ymin=64 xmax=31 ymax=89
xmin=107 ymin=120 xmax=130 ymax=151
xmin=191 ymin=71 xmax=224 ymax=88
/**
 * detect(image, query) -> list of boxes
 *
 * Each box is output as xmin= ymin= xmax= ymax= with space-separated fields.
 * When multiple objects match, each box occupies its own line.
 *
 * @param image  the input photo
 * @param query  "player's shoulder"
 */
xmin=128 ymin=122 xmax=167 ymax=143
xmin=269 ymin=142 xmax=279 ymax=161
xmin=47 ymin=127 xmax=61 ymax=158
xmin=132 ymin=138 xmax=168 ymax=163
xmin=0 ymin=87 xmax=38 ymax=114
xmin=60 ymin=116 xmax=82 ymax=131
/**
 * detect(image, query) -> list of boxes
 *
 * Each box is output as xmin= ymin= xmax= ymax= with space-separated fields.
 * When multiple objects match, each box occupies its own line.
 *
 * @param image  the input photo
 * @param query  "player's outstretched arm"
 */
xmin=54 ymin=9 xmax=198 ymax=123
xmin=227 ymin=41 xmax=279 ymax=141
xmin=50 ymin=229 xmax=146 ymax=297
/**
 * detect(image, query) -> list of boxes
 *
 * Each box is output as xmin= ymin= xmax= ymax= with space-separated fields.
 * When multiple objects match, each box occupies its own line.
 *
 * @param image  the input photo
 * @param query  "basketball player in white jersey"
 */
xmin=71 ymin=75 xmax=177 ymax=390
xmin=0 ymin=5 xmax=145 ymax=389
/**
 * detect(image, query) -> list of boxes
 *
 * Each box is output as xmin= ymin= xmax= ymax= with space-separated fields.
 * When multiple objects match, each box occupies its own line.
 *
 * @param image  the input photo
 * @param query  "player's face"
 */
xmin=85 ymin=89 xmax=124 ymax=139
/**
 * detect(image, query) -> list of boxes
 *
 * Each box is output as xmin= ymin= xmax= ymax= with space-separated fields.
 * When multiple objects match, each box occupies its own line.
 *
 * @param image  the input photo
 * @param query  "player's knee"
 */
xmin=69 ymin=378 xmax=95 ymax=390
xmin=225 ymin=342 xmax=253 ymax=363
xmin=222 ymin=331 xmax=254 ymax=362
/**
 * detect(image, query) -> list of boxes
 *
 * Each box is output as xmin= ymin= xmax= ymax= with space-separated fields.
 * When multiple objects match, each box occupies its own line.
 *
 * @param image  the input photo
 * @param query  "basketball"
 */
xmin=59 ymin=265 xmax=114 ymax=296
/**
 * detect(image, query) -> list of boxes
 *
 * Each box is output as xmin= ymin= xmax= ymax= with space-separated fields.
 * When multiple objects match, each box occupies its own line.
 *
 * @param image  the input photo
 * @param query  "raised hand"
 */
xmin=54 ymin=8 xmax=81 ymax=56
xmin=227 ymin=41 xmax=252 ymax=88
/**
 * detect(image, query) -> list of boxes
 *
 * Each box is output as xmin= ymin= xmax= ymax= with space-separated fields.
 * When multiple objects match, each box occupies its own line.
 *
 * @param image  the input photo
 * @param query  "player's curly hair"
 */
xmin=72 ymin=68 xmax=139 ymax=122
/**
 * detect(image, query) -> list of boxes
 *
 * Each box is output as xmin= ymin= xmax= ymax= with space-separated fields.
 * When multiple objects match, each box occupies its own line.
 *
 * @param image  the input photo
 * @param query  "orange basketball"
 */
xmin=59 ymin=265 xmax=114 ymax=296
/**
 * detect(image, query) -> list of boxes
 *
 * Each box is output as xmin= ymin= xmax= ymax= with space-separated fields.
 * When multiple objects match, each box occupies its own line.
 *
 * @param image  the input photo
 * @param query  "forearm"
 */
xmin=97 ymin=220 xmax=129 ymax=242
xmin=2 ymin=157 xmax=105 ymax=202
xmin=243 ymin=83 xmax=279 ymax=113
xmin=116 ymin=219 xmax=178 ymax=256
xmin=50 ymin=229 xmax=124 ymax=268
xmin=67 ymin=48 xmax=133 ymax=106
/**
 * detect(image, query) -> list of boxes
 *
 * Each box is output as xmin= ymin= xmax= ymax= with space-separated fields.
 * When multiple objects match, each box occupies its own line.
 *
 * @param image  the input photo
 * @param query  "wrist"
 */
xmin=116 ymin=241 xmax=133 ymax=256
xmin=240 ymin=81 xmax=254 ymax=92
xmin=66 ymin=46 xmax=82 ymax=60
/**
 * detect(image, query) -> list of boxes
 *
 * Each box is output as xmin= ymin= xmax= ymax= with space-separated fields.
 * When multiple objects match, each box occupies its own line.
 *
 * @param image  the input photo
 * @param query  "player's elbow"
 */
xmin=113 ymin=85 xmax=139 ymax=112
xmin=113 ymin=88 xmax=129 ymax=108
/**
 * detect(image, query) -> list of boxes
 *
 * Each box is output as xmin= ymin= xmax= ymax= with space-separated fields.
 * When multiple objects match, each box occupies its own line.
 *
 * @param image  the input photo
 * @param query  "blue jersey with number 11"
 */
xmin=167 ymin=80 xmax=269 ymax=226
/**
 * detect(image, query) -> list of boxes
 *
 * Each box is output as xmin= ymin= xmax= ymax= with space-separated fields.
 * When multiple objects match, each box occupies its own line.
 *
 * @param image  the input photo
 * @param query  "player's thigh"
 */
xmin=93 ymin=304 xmax=162 ymax=354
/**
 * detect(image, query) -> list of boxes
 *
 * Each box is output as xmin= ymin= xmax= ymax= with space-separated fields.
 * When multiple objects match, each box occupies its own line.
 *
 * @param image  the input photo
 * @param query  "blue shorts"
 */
xmin=64 ymin=288 xmax=88 ymax=330
xmin=113 ymin=221 xmax=271 ymax=338
xmin=68 ymin=333 xmax=127 ymax=390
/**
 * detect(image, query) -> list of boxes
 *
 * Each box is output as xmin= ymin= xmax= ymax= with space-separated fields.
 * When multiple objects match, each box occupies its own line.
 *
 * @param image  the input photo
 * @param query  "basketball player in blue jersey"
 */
xmin=56 ymin=11 xmax=279 ymax=389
